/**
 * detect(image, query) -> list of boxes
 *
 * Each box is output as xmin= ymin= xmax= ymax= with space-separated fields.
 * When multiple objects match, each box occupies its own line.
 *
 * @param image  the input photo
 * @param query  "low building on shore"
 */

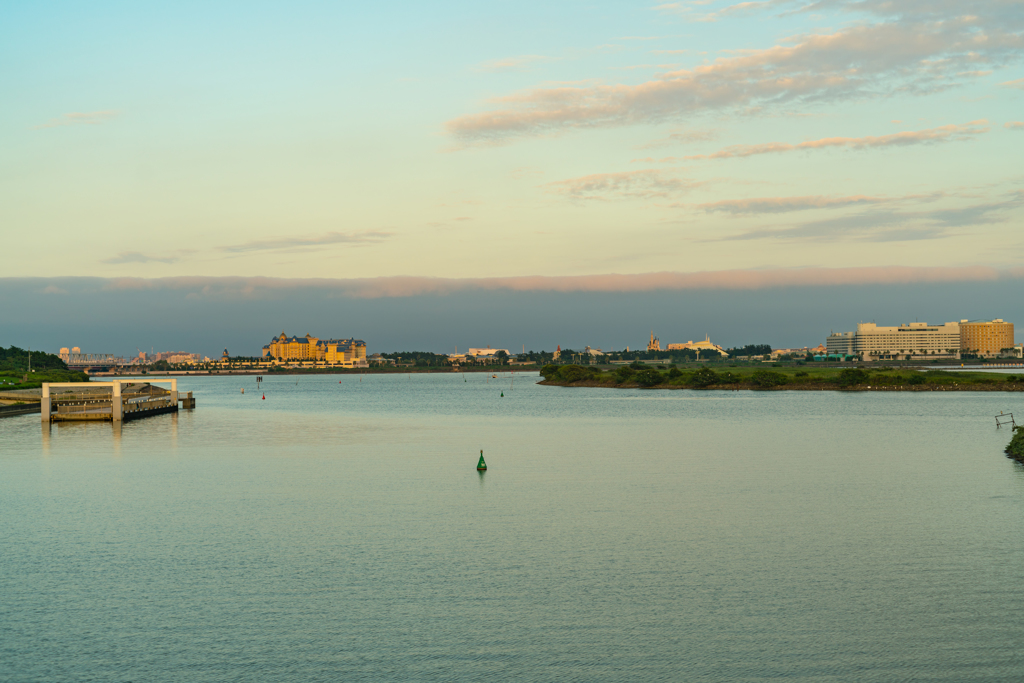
xmin=466 ymin=346 xmax=512 ymax=359
xmin=770 ymin=344 xmax=826 ymax=359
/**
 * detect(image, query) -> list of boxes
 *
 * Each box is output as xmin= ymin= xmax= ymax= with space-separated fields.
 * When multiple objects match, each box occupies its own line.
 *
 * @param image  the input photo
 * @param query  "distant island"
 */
xmin=538 ymin=364 xmax=1024 ymax=392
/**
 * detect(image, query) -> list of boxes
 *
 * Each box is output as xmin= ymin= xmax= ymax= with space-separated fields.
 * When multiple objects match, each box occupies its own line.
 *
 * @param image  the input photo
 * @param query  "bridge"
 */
xmin=61 ymin=353 xmax=128 ymax=372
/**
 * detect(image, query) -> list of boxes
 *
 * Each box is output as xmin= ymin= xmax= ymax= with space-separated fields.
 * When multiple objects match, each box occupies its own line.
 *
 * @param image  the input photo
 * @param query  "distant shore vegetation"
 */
xmin=1006 ymin=427 xmax=1024 ymax=463
xmin=539 ymin=363 xmax=1024 ymax=392
xmin=0 ymin=346 xmax=89 ymax=390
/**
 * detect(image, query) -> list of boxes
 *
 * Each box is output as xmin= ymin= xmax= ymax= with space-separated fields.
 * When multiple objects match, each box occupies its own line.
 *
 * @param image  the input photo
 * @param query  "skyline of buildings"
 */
xmin=826 ymin=319 xmax=1017 ymax=361
xmin=44 ymin=316 xmax=1023 ymax=369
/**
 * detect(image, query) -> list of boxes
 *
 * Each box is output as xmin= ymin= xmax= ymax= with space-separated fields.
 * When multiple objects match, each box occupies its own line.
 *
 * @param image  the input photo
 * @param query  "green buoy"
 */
xmin=477 ymin=450 xmax=487 ymax=471
xmin=500 ymin=391 xmax=504 ymax=397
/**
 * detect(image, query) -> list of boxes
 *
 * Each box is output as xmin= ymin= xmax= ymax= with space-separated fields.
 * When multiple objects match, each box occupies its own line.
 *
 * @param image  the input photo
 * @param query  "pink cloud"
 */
xmin=546 ymin=169 xmax=694 ymax=200
xmin=446 ymin=13 xmax=1018 ymax=143
xmin=218 ymin=231 xmax=391 ymax=253
xmin=97 ymin=267 xmax=1024 ymax=299
xmin=33 ymin=110 xmax=118 ymax=129
xmin=1006 ymin=121 xmax=1024 ymax=129
xmin=477 ymin=55 xmax=550 ymax=72
xmin=694 ymin=195 xmax=889 ymax=213
xmin=684 ymin=121 xmax=989 ymax=160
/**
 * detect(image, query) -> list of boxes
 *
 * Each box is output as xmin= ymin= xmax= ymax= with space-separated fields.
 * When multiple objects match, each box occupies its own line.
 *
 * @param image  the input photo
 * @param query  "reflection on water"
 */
xmin=3 ymin=373 xmax=1024 ymax=682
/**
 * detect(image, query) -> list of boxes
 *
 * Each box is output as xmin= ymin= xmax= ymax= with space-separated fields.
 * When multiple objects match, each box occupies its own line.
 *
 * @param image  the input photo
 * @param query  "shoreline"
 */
xmin=88 ymin=366 xmax=533 ymax=378
xmin=538 ymin=380 xmax=1024 ymax=392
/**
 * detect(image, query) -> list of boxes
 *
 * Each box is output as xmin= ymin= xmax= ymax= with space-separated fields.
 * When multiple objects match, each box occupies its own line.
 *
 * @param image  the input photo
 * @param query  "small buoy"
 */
xmin=477 ymin=450 xmax=487 ymax=471
xmin=262 ymin=393 xmax=265 ymax=400
xmin=500 ymin=391 xmax=504 ymax=397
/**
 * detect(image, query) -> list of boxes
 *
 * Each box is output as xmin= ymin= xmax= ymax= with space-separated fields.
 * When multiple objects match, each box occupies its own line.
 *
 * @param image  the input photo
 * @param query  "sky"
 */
xmin=1 ymin=1 xmax=1022 ymax=355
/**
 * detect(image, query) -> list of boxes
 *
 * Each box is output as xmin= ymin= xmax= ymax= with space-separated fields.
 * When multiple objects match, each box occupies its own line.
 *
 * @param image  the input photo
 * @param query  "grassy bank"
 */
xmin=0 ymin=369 xmax=91 ymax=392
xmin=539 ymin=364 xmax=1024 ymax=391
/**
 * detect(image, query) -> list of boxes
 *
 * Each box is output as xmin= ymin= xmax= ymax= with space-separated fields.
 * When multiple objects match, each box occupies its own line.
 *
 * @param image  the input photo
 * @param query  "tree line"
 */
xmin=0 ymin=346 xmax=68 ymax=372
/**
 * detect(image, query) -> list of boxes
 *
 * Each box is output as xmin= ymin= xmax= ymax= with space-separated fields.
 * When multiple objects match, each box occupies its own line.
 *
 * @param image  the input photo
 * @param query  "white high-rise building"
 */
xmin=828 ymin=322 xmax=962 ymax=360
xmin=825 ymin=331 xmax=855 ymax=355
xmin=854 ymin=322 xmax=961 ymax=359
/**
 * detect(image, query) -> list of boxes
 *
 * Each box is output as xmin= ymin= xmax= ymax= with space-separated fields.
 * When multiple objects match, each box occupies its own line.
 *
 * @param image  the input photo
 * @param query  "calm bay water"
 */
xmin=2 ymin=372 xmax=1024 ymax=681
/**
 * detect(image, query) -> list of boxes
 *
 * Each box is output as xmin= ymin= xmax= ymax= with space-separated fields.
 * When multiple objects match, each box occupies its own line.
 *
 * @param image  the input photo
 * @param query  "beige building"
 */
xmin=666 ymin=335 xmax=728 ymax=357
xmin=959 ymin=319 xmax=1014 ymax=356
xmin=467 ymin=347 xmax=512 ymax=358
xmin=647 ymin=331 xmax=661 ymax=352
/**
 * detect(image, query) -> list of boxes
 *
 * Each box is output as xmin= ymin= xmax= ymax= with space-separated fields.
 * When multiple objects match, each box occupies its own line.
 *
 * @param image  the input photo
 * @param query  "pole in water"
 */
xmin=477 ymin=450 xmax=487 ymax=471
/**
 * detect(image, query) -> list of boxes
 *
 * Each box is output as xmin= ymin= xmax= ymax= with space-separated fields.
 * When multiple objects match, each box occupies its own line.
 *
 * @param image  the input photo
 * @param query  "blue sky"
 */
xmin=2 ymin=1 xmax=1022 ymax=354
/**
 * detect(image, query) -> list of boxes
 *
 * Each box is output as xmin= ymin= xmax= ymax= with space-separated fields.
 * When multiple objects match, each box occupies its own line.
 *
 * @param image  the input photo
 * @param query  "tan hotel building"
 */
xmin=261 ymin=332 xmax=368 ymax=367
xmin=959 ymin=319 xmax=1014 ymax=355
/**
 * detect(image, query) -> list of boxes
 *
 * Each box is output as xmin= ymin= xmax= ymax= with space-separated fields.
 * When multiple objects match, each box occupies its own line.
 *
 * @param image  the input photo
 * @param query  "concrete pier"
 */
xmin=41 ymin=379 xmax=191 ymax=423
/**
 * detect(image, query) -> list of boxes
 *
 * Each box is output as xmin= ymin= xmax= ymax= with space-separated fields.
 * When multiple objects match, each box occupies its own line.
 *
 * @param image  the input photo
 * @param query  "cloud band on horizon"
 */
xmin=12 ymin=266 xmax=1023 ymax=300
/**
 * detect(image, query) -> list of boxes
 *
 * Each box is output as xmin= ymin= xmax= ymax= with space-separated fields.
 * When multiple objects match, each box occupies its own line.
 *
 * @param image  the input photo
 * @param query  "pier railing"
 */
xmin=55 ymin=402 xmax=112 ymax=415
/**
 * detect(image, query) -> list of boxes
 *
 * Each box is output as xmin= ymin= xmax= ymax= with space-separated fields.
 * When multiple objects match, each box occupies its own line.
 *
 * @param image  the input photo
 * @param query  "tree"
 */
xmin=0 ymin=346 xmax=68 ymax=372
xmin=614 ymin=366 xmax=636 ymax=383
xmin=727 ymin=344 xmax=772 ymax=358
xmin=837 ymin=368 xmax=868 ymax=387
xmin=495 ymin=350 xmax=508 ymax=364
xmin=558 ymin=365 xmax=591 ymax=383
xmin=540 ymin=364 xmax=560 ymax=380
xmin=634 ymin=368 xmax=664 ymax=386
xmin=751 ymin=370 xmax=788 ymax=388
xmin=691 ymin=367 xmax=719 ymax=387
